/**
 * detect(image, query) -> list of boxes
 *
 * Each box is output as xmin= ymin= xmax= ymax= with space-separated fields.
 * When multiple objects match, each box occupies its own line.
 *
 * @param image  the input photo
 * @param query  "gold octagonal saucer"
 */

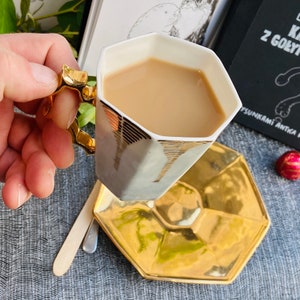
xmin=93 ymin=142 xmax=270 ymax=284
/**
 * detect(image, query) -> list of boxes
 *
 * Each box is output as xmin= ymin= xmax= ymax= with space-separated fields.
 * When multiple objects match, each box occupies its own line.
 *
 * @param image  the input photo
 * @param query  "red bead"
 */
xmin=276 ymin=150 xmax=300 ymax=180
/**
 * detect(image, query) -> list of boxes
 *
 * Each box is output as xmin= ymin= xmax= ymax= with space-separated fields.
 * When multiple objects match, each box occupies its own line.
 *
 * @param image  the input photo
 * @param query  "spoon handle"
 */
xmin=82 ymin=218 xmax=100 ymax=254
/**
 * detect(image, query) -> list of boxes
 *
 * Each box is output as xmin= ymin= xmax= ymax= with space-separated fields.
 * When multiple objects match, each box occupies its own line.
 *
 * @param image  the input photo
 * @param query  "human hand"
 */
xmin=0 ymin=33 xmax=80 ymax=209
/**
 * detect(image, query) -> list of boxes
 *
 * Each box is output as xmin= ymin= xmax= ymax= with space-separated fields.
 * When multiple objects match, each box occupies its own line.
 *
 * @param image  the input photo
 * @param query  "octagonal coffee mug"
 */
xmin=52 ymin=33 xmax=242 ymax=201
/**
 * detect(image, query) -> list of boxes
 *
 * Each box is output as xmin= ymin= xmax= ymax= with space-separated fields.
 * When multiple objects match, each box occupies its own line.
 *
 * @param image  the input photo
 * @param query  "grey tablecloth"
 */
xmin=0 ymin=122 xmax=299 ymax=299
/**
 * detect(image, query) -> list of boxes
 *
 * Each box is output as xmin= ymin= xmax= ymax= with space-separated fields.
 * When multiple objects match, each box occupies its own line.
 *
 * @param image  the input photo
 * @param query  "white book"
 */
xmin=78 ymin=0 xmax=232 ymax=75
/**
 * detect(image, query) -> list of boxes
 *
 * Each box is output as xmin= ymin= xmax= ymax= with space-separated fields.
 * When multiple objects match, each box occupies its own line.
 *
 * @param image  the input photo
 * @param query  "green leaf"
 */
xmin=49 ymin=0 xmax=84 ymax=50
xmin=78 ymin=103 xmax=96 ymax=127
xmin=57 ymin=0 xmax=84 ymax=31
xmin=0 ymin=0 xmax=17 ymax=33
xmin=20 ymin=0 xmax=30 ymax=23
xmin=87 ymin=78 xmax=97 ymax=86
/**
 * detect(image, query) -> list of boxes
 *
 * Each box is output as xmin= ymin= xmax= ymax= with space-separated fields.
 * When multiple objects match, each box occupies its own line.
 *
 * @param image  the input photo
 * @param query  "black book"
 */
xmin=222 ymin=0 xmax=300 ymax=149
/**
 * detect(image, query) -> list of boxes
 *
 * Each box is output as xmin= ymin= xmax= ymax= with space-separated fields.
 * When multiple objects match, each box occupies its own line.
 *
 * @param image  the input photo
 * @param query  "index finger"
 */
xmin=0 ymin=33 xmax=78 ymax=72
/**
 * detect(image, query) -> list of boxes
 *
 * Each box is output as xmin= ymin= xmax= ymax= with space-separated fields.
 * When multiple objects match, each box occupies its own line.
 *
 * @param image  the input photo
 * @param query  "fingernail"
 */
xmin=17 ymin=184 xmax=31 ymax=208
xmin=48 ymin=168 xmax=55 ymax=183
xmin=30 ymin=62 xmax=57 ymax=86
xmin=67 ymin=114 xmax=75 ymax=128
xmin=47 ymin=168 xmax=56 ymax=193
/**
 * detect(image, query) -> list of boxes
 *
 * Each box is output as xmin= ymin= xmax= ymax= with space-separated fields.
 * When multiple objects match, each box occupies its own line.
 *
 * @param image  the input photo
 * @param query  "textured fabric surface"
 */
xmin=1 ymin=1 xmax=300 ymax=298
xmin=0 ymin=122 xmax=300 ymax=300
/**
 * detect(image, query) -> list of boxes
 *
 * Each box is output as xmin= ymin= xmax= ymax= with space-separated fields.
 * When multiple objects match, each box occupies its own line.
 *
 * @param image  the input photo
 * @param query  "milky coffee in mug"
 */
xmin=103 ymin=58 xmax=225 ymax=138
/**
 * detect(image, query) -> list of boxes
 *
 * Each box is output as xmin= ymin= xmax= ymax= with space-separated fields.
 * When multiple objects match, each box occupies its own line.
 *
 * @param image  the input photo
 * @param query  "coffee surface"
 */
xmin=103 ymin=58 xmax=225 ymax=137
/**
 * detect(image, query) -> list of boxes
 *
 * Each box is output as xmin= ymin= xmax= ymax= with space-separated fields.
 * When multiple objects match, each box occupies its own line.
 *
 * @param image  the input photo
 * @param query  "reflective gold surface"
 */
xmin=94 ymin=142 xmax=270 ymax=284
xmin=68 ymin=120 xmax=95 ymax=154
xmin=46 ymin=65 xmax=97 ymax=154
xmin=56 ymin=64 xmax=97 ymax=103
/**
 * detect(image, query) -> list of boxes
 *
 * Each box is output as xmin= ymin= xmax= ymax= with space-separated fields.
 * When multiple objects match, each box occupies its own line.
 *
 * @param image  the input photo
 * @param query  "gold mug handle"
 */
xmin=46 ymin=65 xmax=97 ymax=154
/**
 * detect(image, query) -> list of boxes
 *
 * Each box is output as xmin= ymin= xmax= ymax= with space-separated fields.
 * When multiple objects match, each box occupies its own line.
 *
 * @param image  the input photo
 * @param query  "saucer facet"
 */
xmin=93 ymin=142 xmax=270 ymax=284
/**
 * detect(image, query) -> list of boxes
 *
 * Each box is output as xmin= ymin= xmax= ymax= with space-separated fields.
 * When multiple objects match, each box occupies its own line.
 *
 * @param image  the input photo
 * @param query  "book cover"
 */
xmin=229 ymin=0 xmax=300 ymax=149
xmin=78 ymin=0 xmax=232 ymax=75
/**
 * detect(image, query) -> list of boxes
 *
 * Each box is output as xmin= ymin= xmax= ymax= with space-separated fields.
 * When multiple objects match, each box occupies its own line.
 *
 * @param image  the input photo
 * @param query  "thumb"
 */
xmin=0 ymin=50 xmax=58 ymax=102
